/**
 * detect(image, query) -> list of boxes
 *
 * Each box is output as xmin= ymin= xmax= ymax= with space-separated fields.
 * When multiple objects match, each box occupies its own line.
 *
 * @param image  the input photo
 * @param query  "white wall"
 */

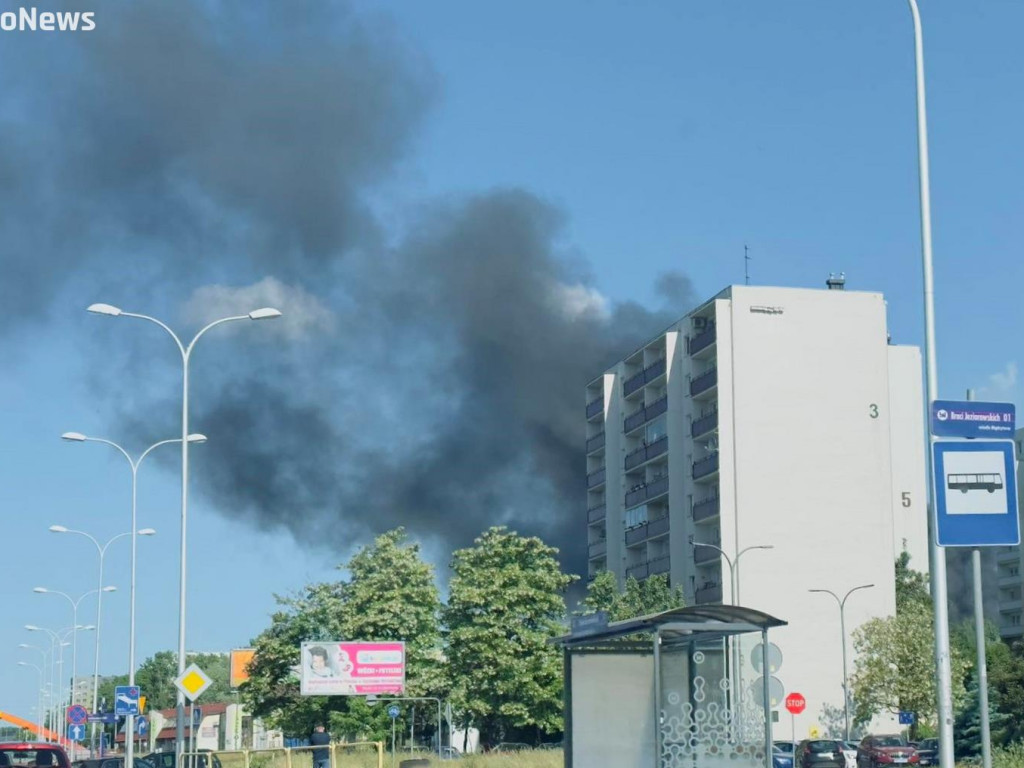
xmin=887 ymin=345 xmax=929 ymax=570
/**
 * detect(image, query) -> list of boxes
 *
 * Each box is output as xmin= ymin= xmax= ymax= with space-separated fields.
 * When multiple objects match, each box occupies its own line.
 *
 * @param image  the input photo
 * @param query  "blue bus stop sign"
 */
xmin=899 ymin=711 xmax=915 ymax=725
xmin=934 ymin=440 xmax=1020 ymax=547
xmin=387 ymin=705 xmax=400 ymax=719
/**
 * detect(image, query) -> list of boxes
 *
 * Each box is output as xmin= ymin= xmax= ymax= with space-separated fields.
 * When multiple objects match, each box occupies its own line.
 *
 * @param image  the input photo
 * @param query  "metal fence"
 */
xmin=182 ymin=742 xmax=384 ymax=768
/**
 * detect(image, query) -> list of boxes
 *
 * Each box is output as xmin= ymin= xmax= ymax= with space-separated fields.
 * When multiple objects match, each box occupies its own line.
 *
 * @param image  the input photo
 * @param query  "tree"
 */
xmin=94 ymin=651 xmax=231 ymax=713
xmin=895 ymin=550 xmax=930 ymax=614
xmin=851 ymin=601 xmax=970 ymax=739
xmin=581 ymin=571 xmax=685 ymax=620
xmin=444 ymin=526 xmax=575 ymax=746
xmin=954 ymin=671 xmax=1011 ymax=759
xmin=243 ymin=528 xmax=441 ymax=740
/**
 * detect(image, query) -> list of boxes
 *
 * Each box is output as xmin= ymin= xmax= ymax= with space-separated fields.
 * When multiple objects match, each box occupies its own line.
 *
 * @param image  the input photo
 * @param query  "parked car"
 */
xmin=840 ymin=741 xmax=859 ymax=768
xmin=856 ymin=735 xmax=919 ymax=767
xmin=914 ymin=739 xmax=938 ymax=767
xmin=0 ymin=744 xmax=72 ymax=768
xmin=773 ymin=745 xmax=795 ymax=768
xmin=74 ymin=759 xmax=157 ymax=768
xmin=775 ymin=742 xmax=797 ymax=756
xmin=144 ymin=752 xmax=221 ymax=768
xmin=797 ymin=740 xmax=846 ymax=768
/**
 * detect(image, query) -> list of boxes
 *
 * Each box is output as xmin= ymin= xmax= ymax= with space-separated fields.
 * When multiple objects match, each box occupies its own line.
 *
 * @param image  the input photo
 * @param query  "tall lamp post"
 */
xmin=26 ymin=624 xmax=94 ymax=745
xmin=87 ymin=301 xmax=281 ymax=759
xmin=62 ymin=430 xmax=199 ymax=768
xmin=17 ymin=661 xmax=45 ymax=741
xmin=19 ymin=644 xmax=49 ymax=740
xmin=49 ymin=526 xmax=153 ymax=751
xmin=808 ymin=584 xmax=874 ymax=741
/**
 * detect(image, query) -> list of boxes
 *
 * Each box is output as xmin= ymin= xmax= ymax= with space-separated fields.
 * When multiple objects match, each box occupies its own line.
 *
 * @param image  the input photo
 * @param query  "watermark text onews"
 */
xmin=1 ymin=7 xmax=95 ymax=32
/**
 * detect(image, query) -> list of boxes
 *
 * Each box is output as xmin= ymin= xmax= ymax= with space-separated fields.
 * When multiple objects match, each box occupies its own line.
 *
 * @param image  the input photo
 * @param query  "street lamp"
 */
xmin=19 ymin=644 xmax=49 ymax=740
xmin=26 ymin=624 xmax=94 ymax=743
xmin=17 ymin=660 xmax=45 ymax=741
xmin=33 ymin=586 xmax=116 ymax=720
xmin=88 ymin=301 xmax=281 ymax=760
xmin=63 ymin=430 xmax=201 ymax=768
xmin=49 ymin=526 xmax=153 ymax=750
xmin=808 ymin=584 xmax=874 ymax=741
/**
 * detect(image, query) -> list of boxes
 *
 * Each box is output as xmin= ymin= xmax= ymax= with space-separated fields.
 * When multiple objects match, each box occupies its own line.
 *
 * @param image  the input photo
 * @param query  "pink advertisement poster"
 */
xmin=300 ymin=641 xmax=405 ymax=696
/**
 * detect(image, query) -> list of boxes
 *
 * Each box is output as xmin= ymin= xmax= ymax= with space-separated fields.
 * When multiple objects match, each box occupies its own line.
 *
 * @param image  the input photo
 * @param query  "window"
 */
xmin=646 ymin=416 xmax=667 ymax=443
xmin=626 ymin=505 xmax=648 ymax=529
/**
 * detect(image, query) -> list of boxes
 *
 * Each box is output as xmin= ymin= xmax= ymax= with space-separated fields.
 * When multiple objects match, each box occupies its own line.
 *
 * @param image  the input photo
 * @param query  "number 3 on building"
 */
xmin=869 ymin=404 xmax=879 ymax=419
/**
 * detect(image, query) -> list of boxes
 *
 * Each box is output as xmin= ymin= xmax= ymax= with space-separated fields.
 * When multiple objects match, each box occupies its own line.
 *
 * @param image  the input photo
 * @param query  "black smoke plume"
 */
xmin=3 ymin=0 xmax=694 ymax=575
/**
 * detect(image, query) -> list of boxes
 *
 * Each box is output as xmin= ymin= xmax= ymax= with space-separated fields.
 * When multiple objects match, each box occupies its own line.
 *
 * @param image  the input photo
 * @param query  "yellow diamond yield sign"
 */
xmin=174 ymin=663 xmax=212 ymax=701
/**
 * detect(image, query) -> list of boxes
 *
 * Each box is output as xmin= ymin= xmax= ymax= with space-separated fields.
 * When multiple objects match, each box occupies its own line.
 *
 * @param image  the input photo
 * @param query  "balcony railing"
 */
xmin=692 ymin=454 xmax=720 ymax=480
xmin=624 ymin=396 xmax=667 ymax=433
xmin=690 ymin=367 xmax=718 ymax=397
xmin=588 ymin=540 xmax=607 ymax=559
xmin=688 ymin=326 xmax=717 ymax=356
xmin=587 ymin=504 xmax=606 ymax=524
xmin=624 ymin=435 xmax=669 ymax=471
xmin=623 ymin=357 xmax=668 ymax=397
xmin=625 ymin=523 xmax=648 ymax=547
xmin=626 ymin=561 xmax=649 ymax=581
xmin=647 ymin=515 xmax=670 ymax=539
xmin=691 ymin=411 xmax=718 ymax=438
xmin=586 ymin=431 xmax=605 ymax=454
xmin=587 ymin=467 xmax=606 ymax=489
xmin=692 ymin=495 xmax=720 ymax=523
xmin=586 ymin=397 xmax=603 ymax=419
xmin=694 ymin=545 xmax=721 ymax=564
xmin=648 ymin=555 xmax=670 ymax=575
xmin=695 ymin=583 xmax=723 ymax=604
xmin=624 ymin=474 xmax=669 ymax=509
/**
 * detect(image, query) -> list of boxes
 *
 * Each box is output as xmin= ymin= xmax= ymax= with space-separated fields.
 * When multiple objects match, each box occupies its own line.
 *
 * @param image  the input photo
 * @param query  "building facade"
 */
xmin=585 ymin=284 xmax=929 ymax=736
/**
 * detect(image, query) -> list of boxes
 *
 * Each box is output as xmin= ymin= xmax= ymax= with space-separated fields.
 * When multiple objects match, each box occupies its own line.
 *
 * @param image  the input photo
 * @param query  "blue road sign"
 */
xmin=899 ymin=711 xmax=915 ymax=725
xmin=115 ymin=685 xmax=141 ymax=716
xmin=66 ymin=704 xmax=88 ymax=726
xmin=66 ymin=724 xmax=87 ymax=742
xmin=932 ymin=400 xmax=1015 ymax=438
xmin=88 ymin=712 xmax=118 ymax=724
xmin=136 ymin=715 xmax=149 ymax=735
xmin=934 ymin=440 xmax=1020 ymax=547
xmin=387 ymin=705 xmax=400 ymax=719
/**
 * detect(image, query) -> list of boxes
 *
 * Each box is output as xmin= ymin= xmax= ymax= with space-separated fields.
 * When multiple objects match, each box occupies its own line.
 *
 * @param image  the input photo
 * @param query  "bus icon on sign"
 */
xmin=948 ymin=473 xmax=1003 ymax=494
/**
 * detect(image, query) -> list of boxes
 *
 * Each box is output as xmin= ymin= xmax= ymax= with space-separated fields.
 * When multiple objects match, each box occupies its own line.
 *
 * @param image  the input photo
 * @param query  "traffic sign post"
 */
xmin=899 ymin=711 xmax=916 ymax=726
xmin=785 ymin=692 xmax=805 ymax=751
xmin=174 ymin=663 xmax=213 ymax=701
xmin=67 ymin=724 xmax=87 ymax=742
xmin=388 ymin=705 xmax=400 ymax=768
xmin=115 ymin=685 xmax=141 ymax=716
xmin=931 ymin=400 xmax=1015 ymax=439
xmin=933 ymin=440 xmax=1019 ymax=547
xmin=66 ymin=705 xmax=88 ymax=726
xmin=136 ymin=715 xmax=149 ymax=735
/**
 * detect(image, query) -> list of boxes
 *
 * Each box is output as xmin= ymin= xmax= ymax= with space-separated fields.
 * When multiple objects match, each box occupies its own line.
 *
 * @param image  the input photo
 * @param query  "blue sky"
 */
xmin=3 ymin=0 xmax=1023 ymax=720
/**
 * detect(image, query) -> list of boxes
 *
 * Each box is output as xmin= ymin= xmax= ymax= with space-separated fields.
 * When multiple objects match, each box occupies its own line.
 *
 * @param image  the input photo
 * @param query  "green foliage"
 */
xmin=895 ymin=550 xmax=930 ymax=614
xmin=851 ymin=600 xmax=970 ymax=738
xmin=987 ymin=640 xmax=1024 ymax=745
xmin=242 ymin=528 xmax=441 ymax=740
xmin=954 ymin=671 xmax=1012 ymax=759
xmin=444 ymin=526 xmax=576 ymax=744
xmin=581 ymin=571 xmax=684 ymax=621
xmin=94 ymin=651 xmax=231 ymax=712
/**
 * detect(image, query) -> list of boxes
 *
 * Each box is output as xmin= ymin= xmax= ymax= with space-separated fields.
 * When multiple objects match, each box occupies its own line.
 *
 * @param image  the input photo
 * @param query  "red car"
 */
xmin=856 ymin=735 xmax=919 ymax=768
xmin=0 ymin=744 xmax=72 ymax=768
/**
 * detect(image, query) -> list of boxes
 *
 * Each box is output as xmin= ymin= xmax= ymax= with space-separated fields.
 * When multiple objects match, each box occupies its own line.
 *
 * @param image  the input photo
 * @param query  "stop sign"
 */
xmin=785 ymin=693 xmax=806 ymax=715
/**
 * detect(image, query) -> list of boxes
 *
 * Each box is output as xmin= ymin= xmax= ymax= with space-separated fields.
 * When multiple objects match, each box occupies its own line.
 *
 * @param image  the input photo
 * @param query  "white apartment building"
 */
xmin=585 ymin=283 xmax=929 ymax=737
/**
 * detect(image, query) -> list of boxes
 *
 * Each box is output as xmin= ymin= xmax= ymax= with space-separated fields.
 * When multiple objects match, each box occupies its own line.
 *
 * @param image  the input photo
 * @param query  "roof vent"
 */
xmin=826 ymin=272 xmax=846 ymax=290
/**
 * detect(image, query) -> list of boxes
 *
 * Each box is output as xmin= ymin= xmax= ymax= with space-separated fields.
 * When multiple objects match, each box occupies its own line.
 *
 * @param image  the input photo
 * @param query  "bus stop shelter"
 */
xmin=557 ymin=605 xmax=787 ymax=768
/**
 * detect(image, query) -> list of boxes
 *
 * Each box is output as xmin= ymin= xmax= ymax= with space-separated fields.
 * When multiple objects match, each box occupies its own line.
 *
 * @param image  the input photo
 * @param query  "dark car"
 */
xmin=914 ymin=739 xmax=937 ymax=767
xmin=74 ymin=759 xmax=157 ymax=768
xmin=857 ymin=735 xmax=919 ymax=767
xmin=144 ymin=753 xmax=221 ymax=768
xmin=797 ymin=740 xmax=846 ymax=768
xmin=1 ymin=744 xmax=72 ymax=768
xmin=773 ymin=746 xmax=795 ymax=768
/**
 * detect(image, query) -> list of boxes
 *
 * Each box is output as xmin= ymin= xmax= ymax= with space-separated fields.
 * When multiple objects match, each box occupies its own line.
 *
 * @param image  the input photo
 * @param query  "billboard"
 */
xmin=299 ymin=641 xmax=405 ymax=696
xmin=230 ymin=648 xmax=256 ymax=688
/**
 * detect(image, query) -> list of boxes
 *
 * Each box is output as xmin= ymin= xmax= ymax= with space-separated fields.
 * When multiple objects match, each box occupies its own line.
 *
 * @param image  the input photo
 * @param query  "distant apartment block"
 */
xmin=585 ymin=283 xmax=928 ymax=734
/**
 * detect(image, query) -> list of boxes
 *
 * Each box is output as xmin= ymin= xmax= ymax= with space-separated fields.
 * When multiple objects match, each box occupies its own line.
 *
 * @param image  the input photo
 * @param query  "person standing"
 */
xmin=310 ymin=724 xmax=331 ymax=768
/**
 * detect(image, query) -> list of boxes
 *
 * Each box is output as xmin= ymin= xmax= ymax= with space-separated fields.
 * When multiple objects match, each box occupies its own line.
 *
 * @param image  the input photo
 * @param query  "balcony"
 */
xmin=586 ymin=397 xmax=603 ymax=420
xmin=624 ymin=475 xmax=669 ymax=509
xmin=692 ymin=495 xmax=720 ymax=523
xmin=688 ymin=326 xmax=717 ymax=357
xmin=625 ymin=523 xmax=649 ymax=547
xmin=692 ymin=454 xmax=720 ymax=480
xmin=586 ymin=431 xmax=605 ymax=454
xmin=626 ymin=561 xmax=649 ymax=581
xmin=623 ymin=357 xmax=668 ymax=397
xmin=587 ymin=467 xmax=606 ymax=489
xmin=624 ymin=396 xmax=668 ymax=433
xmin=647 ymin=515 xmax=670 ymax=539
xmin=588 ymin=540 xmax=608 ymax=559
xmin=694 ymin=545 xmax=721 ymax=564
xmin=648 ymin=555 xmax=670 ymax=575
xmin=587 ymin=504 xmax=606 ymax=524
xmin=690 ymin=367 xmax=718 ymax=397
xmin=695 ymin=583 xmax=723 ymax=604
xmin=624 ymin=435 xmax=669 ymax=471
xmin=691 ymin=411 xmax=718 ymax=439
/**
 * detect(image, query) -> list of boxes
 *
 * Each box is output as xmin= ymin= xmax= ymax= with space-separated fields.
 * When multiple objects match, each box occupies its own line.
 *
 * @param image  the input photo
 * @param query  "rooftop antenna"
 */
xmin=744 ymin=245 xmax=751 ymax=285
